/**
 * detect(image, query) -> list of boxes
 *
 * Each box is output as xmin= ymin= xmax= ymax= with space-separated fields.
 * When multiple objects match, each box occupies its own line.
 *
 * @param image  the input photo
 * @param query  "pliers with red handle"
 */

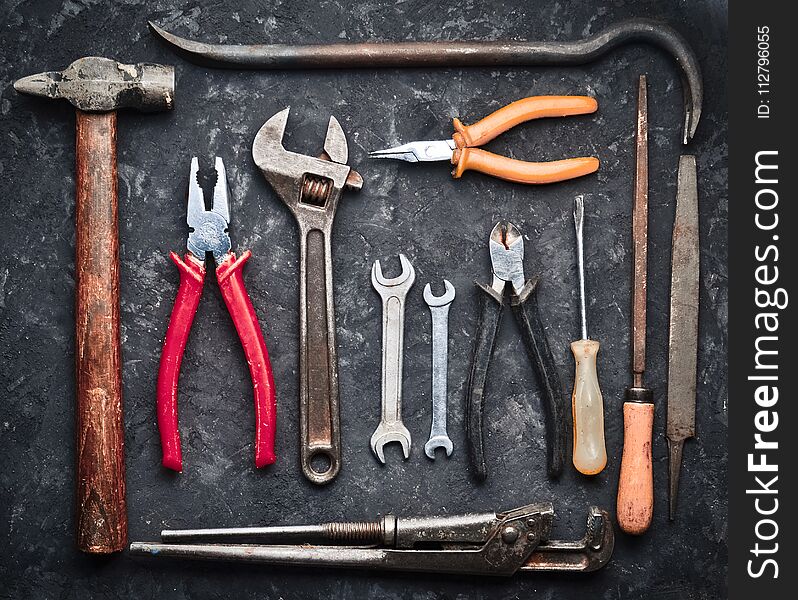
xmin=157 ymin=157 xmax=276 ymax=472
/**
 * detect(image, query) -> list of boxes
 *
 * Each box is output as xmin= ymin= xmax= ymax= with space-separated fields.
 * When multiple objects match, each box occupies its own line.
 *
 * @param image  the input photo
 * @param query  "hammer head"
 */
xmin=14 ymin=57 xmax=174 ymax=113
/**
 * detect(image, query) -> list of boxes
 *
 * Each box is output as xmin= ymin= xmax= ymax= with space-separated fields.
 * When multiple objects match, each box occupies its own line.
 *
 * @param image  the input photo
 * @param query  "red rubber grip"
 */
xmin=157 ymin=252 xmax=206 ymax=472
xmin=216 ymin=251 xmax=277 ymax=467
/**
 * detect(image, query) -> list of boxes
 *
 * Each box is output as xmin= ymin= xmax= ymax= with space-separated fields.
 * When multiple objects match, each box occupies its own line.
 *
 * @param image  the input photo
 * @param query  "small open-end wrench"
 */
xmin=370 ymin=255 xmax=415 ymax=463
xmin=423 ymin=281 xmax=455 ymax=459
xmin=253 ymin=108 xmax=363 ymax=484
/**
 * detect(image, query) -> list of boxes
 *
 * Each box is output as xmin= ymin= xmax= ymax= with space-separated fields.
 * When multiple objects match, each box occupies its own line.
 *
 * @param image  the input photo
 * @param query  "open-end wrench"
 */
xmin=423 ymin=281 xmax=455 ymax=459
xmin=370 ymin=255 xmax=415 ymax=463
xmin=253 ymin=108 xmax=363 ymax=484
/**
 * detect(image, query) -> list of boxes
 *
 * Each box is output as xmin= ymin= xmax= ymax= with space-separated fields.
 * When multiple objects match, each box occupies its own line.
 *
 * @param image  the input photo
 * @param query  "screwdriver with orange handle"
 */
xmin=571 ymin=195 xmax=607 ymax=476
xmin=369 ymin=96 xmax=599 ymax=184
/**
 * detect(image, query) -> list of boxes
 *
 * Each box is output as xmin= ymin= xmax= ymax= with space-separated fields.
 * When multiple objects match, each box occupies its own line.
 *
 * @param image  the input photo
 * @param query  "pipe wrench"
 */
xmin=131 ymin=502 xmax=614 ymax=575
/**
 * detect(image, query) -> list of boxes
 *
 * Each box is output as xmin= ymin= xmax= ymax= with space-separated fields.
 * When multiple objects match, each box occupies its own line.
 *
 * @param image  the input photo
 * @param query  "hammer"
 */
xmin=14 ymin=57 xmax=174 ymax=554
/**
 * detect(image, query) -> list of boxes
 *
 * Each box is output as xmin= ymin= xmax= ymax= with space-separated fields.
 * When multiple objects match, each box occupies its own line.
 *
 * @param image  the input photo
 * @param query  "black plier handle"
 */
xmin=510 ymin=278 xmax=567 ymax=478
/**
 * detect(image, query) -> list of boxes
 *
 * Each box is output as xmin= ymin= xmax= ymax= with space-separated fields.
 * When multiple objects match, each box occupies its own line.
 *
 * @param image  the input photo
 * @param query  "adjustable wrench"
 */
xmin=253 ymin=108 xmax=363 ymax=484
xmin=423 ymin=281 xmax=455 ymax=459
xmin=370 ymin=255 xmax=415 ymax=463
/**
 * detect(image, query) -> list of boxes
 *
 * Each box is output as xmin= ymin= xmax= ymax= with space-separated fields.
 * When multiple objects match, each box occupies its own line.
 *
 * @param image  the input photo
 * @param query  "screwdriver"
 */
xmin=571 ymin=195 xmax=607 ymax=475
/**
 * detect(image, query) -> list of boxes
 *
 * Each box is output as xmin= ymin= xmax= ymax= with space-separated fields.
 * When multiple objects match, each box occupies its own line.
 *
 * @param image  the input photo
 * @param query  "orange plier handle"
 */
xmin=450 ymin=96 xmax=599 ymax=184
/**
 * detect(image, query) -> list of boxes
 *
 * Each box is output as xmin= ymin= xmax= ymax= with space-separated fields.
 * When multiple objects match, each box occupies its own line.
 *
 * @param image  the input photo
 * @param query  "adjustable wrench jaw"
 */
xmin=252 ymin=107 xmax=362 ymax=229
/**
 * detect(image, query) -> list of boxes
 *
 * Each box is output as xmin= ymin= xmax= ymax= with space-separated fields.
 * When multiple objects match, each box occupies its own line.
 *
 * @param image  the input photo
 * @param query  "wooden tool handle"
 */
xmin=74 ymin=110 xmax=127 ymax=553
xmin=452 ymin=148 xmax=598 ymax=184
xmin=617 ymin=401 xmax=654 ymax=534
xmin=452 ymin=96 xmax=598 ymax=147
xmin=570 ymin=339 xmax=607 ymax=475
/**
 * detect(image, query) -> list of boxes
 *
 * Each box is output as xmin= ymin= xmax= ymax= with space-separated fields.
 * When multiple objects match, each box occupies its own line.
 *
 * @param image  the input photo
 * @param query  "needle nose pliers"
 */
xmin=466 ymin=221 xmax=567 ymax=481
xmin=157 ymin=157 xmax=276 ymax=472
xmin=369 ymin=96 xmax=599 ymax=184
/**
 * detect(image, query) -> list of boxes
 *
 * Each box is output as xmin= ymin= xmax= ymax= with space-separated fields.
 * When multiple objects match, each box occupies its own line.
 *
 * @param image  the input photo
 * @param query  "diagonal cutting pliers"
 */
xmin=466 ymin=221 xmax=567 ymax=481
xmin=157 ymin=157 xmax=276 ymax=472
xmin=369 ymin=96 xmax=599 ymax=184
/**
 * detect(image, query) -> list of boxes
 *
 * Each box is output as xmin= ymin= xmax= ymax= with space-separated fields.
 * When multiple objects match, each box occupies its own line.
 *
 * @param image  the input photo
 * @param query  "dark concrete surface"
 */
xmin=0 ymin=1 xmax=727 ymax=598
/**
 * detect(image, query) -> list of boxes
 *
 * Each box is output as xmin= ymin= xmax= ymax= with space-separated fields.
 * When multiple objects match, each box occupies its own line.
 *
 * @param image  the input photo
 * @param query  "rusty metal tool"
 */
xmin=570 ymin=196 xmax=607 ymax=476
xmin=14 ymin=57 xmax=174 ymax=554
xmin=252 ymin=108 xmax=362 ymax=485
xmin=369 ymin=96 xmax=599 ymax=184
xmin=370 ymin=255 xmax=415 ymax=463
xmin=617 ymin=76 xmax=654 ymax=535
xmin=667 ymin=155 xmax=699 ymax=521
xmin=130 ymin=502 xmax=614 ymax=575
xmin=148 ymin=17 xmax=702 ymax=144
xmin=157 ymin=157 xmax=276 ymax=472
xmin=466 ymin=221 xmax=566 ymax=481
xmin=423 ymin=280 xmax=456 ymax=459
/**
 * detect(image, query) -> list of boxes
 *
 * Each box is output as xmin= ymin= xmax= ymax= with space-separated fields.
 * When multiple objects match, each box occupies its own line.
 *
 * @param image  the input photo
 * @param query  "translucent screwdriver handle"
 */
xmin=571 ymin=339 xmax=607 ymax=475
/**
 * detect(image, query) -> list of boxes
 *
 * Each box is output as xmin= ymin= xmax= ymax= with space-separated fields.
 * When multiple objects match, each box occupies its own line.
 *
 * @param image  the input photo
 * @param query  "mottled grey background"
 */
xmin=0 ymin=1 xmax=727 ymax=598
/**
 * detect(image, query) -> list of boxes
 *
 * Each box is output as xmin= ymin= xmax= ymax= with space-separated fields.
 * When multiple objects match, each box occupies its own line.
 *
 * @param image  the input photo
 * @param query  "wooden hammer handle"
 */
xmin=74 ymin=111 xmax=127 ymax=553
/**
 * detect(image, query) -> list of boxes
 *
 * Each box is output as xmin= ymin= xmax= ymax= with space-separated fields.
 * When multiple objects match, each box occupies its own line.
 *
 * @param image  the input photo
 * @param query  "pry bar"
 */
xmin=148 ymin=17 xmax=702 ymax=144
